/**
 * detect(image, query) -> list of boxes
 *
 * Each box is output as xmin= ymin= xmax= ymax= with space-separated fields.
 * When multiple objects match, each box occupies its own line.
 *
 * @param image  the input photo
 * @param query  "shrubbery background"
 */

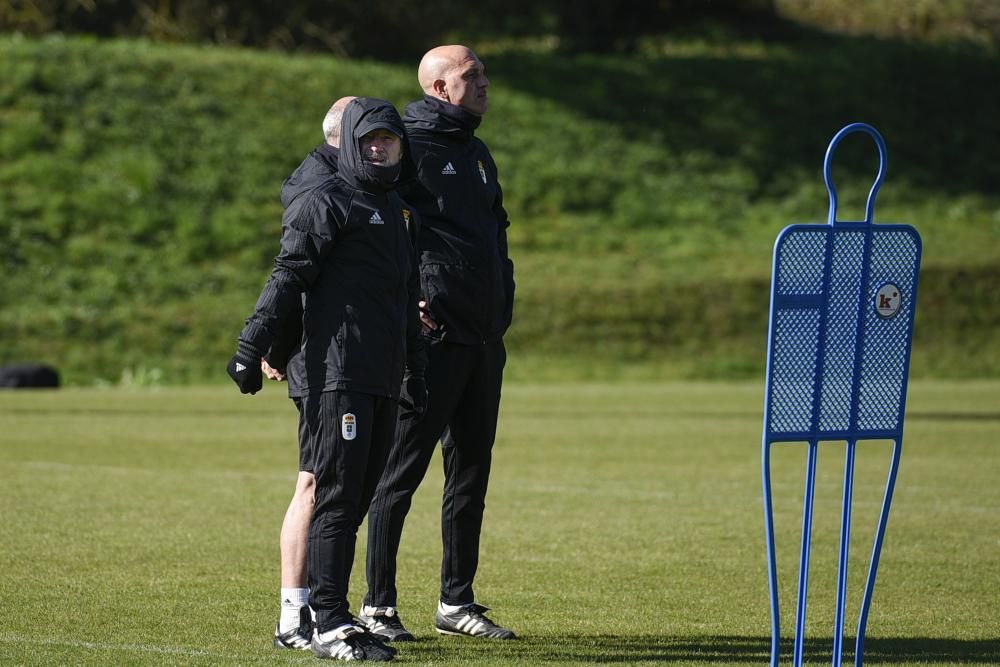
xmin=1 ymin=6 xmax=998 ymax=384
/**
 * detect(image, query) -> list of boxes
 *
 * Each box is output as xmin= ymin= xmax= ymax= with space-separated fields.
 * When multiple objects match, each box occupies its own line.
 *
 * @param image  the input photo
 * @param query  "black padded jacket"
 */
xmin=239 ymin=97 xmax=426 ymax=398
xmin=400 ymin=96 xmax=514 ymax=345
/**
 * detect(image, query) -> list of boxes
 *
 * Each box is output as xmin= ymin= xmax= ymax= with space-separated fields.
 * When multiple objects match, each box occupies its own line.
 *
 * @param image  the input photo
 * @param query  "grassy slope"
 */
xmin=0 ymin=381 xmax=998 ymax=665
xmin=1 ymin=32 xmax=998 ymax=383
xmin=493 ymin=34 xmax=1000 ymax=379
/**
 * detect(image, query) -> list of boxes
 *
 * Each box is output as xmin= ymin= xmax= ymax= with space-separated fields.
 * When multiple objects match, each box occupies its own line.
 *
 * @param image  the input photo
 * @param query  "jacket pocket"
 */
xmin=420 ymin=261 xmax=483 ymax=339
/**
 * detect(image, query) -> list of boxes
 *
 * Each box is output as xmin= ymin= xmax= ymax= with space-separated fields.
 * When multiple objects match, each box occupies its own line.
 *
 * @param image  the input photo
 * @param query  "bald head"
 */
xmin=418 ymin=45 xmax=490 ymax=116
xmin=322 ymin=95 xmax=357 ymax=147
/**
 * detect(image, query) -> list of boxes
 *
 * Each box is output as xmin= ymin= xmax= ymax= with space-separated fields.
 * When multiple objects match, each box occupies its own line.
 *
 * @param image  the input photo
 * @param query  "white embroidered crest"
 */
xmin=342 ymin=413 xmax=357 ymax=440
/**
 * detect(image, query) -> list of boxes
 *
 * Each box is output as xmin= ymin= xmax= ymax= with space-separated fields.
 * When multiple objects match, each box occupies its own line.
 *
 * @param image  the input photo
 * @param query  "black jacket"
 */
xmin=401 ymin=96 xmax=514 ymax=344
xmin=262 ymin=143 xmax=338 ymax=387
xmin=266 ymin=143 xmax=425 ymax=397
xmin=282 ymin=143 xmax=339 ymax=209
xmin=240 ymin=98 xmax=426 ymax=398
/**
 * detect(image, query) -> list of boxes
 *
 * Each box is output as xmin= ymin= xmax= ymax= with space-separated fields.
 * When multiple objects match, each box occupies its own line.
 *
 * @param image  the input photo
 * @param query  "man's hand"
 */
xmin=418 ymin=299 xmax=438 ymax=334
xmin=400 ymin=372 xmax=427 ymax=415
xmin=227 ymin=342 xmax=263 ymax=394
xmin=262 ymin=359 xmax=286 ymax=381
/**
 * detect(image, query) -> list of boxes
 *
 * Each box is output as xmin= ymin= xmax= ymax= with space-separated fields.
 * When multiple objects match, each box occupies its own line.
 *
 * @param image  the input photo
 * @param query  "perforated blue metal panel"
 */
xmin=776 ymin=230 xmax=827 ymax=295
xmin=764 ymin=224 xmax=920 ymax=441
xmin=768 ymin=305 xmax=820 ymax=433
xmin=762 ymin=121 xmax=922 ymax=445
xmin=818 ymin=231 xmax=865 ymax=432
xmin=856 ymin=230 xmax=921 ymax=432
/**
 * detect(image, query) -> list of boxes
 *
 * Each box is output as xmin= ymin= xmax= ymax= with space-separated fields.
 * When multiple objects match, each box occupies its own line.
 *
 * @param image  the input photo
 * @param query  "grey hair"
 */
xmin=322 ymin=106 xmax=344 ymax=145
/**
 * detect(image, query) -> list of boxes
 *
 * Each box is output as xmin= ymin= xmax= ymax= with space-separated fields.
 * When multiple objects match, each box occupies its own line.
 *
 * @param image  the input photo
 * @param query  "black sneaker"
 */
xmin=358 ymin=606 xmax=415 ymax=642
xmin=434 ymin=603 xmax=516 ymax=639
xmin=311 ymin=625 xmax=397 ymax=661
xmin=273 ymin=605 xmax=312 ymax=650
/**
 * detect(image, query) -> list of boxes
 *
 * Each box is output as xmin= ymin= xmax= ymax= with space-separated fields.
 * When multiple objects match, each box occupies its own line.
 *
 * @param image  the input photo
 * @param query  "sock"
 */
xmin=439 ymin=601 xmax=466 ymax=614
xmin=279 ymin=587 xmax=309 ymax=633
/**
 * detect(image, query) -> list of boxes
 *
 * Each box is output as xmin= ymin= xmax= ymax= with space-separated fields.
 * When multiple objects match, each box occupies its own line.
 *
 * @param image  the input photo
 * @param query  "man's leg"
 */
xmin=307 ymin=391 xmax=396 ymax=662
xmin=276 ymin=473 xmax=315 ymax=646
xmin=432 ymin=339 xmax=515 ymax=639
xmin=343 ymin=395 xmax=399 ymax=604
xmin=280 ymin=472 xmax=316 ymax=590
xmin=275 ymin=398 xmax=315 ymax=650
xmin=439 ymin=339 xmax=505 ymax=606
xmin=308 ymin=391 xmax=376 ymax=631
xmin=357 ymin=395 xmax=421 ymax=641
xmin=360 ymin=396 xmax=401 ymax=522
xmin=363 ymin=342 xmax=470 ymax=610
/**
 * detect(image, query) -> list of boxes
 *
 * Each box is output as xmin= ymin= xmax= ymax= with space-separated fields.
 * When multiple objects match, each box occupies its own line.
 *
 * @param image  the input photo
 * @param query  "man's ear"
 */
xmin=432 ymin=78 xmax=448 ymax=101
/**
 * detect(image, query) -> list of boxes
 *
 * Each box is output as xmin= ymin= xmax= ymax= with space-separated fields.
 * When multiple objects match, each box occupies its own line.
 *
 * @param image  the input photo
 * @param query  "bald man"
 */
xmin=361 ymin=45 xmax=516 ymax=641
xmin=268 ymin=96 xmax=356 ymax=651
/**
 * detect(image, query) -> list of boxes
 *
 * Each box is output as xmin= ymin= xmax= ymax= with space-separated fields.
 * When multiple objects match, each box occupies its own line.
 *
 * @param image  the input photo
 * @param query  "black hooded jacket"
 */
xmin=240 ymin=97 xmax=426 ymax=398
xmin=401 ymin=96 xmax=515 ymax=344
xmin=262 ymin=143 xmax=338 ymax=381
xmin=281 ymin=143 xmax=339 ymax=209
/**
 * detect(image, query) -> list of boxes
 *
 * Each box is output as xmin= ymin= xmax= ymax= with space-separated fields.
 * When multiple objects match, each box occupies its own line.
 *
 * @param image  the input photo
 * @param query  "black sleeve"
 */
xmin=494 ymin=178 xmax=515 ymax=332
xmin=239 ymin=191 xmax=337 ymax=355
xmin=263 ymin=296 xmax=303 ymax=372
xmin=404 ymin=205 xmax=428 ymax=377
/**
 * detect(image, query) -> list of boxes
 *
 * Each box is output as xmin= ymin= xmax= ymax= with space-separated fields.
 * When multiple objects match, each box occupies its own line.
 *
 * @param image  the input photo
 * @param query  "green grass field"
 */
xmin=1 ymin=380 xmax=998 ymax=665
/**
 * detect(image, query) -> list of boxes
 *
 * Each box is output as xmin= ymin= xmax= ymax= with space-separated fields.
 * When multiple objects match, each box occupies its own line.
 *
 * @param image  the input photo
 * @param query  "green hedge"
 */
xmin=1 ymin=34 xmax=997 ymax=384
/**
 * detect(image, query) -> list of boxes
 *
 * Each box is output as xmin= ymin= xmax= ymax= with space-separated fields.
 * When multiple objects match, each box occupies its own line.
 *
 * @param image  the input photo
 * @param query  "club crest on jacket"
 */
xmin=342 ymin=413 xmax=357 ymax=440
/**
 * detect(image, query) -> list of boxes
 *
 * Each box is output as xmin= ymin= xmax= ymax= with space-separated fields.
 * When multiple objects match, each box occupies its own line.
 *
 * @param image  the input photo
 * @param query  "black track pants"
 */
xmin=305 ymin=390 xmax=398 ymax=631
xmin=365 ymin=339 xmax=505 ymax=607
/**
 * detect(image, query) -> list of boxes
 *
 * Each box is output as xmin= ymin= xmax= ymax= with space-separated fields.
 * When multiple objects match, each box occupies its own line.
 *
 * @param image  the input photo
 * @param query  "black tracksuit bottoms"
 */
xmin=365 ymin=338 xmax=506 ymax=607
xmin=304 ymin=390 xmax=398 ymax=632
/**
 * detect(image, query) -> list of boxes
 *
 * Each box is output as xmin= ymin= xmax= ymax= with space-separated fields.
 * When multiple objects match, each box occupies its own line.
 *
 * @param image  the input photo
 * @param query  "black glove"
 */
xmin=227 ymin=340 xmax=263 ymax=395
xmin=400 ymin=372 xmax=427 ymax=415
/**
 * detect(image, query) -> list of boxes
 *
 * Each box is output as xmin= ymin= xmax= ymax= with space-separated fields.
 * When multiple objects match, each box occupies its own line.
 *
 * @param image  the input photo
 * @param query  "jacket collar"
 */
xmin=404 ymin=95 xmax=482 ymax=140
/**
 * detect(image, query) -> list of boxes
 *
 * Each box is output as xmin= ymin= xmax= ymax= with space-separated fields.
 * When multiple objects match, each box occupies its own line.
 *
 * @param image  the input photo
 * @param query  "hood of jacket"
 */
xmin=403 ymin=95 xmax=482 ymax=141
xmin=338 ymin=97 xmax=415 ymax=192
xmin=280 ymin=144 xmax=339 ymax=208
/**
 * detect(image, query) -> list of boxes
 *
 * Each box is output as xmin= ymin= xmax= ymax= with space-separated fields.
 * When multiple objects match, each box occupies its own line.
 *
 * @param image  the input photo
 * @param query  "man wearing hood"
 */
xmin=263 ymin=95 xmax=355 ymax=652
xmin=360 ymin=45 xmax=516 ymax=642
xmin=227 ymin=97 xmax=426 ymax=662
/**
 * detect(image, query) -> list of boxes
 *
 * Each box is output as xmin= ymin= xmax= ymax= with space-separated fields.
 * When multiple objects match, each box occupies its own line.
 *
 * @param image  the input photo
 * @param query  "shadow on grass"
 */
xmin=402 ymin=634 xmax=1000 ymax=663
